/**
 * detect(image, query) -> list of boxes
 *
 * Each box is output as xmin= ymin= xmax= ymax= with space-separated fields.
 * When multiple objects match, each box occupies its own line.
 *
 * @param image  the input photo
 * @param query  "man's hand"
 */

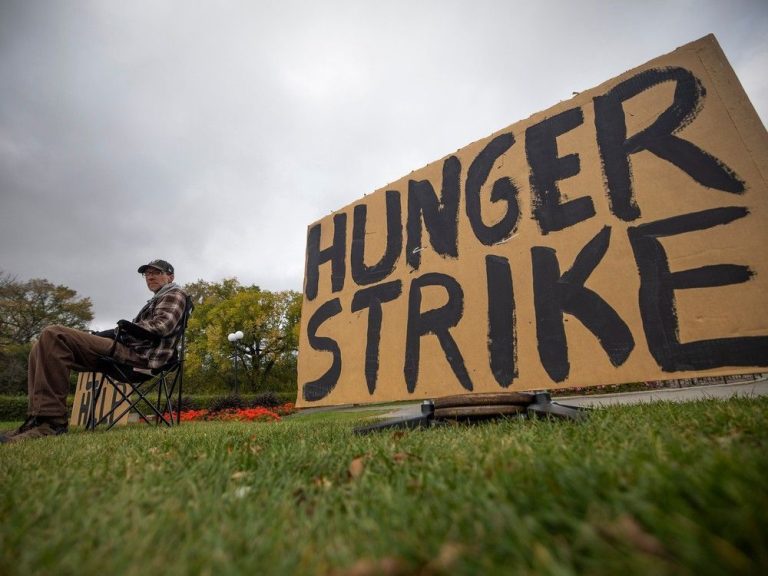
xmin=116 ymin=319 xmax=161 ymax=343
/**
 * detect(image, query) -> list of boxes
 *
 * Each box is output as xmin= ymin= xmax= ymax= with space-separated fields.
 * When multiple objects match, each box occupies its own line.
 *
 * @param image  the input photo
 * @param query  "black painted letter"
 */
xmin=302 ymin=298 xmax=343 ymax=402
xmin=351 ymin=190 xmax=402 ymax=286
xmin=594 ymin=67 xmax=745 ymax=221
xmin=627 ymin=206 xmax=767 ymax=371
xmin=532 ymin=227 xmax=635 ymax=382
xmin=406 ymin=156 xmax=461 ymax=269
xmin=305 ymin=213 xmax=347 ymax=301
xmin=351 ymin=280 xmax=403 ymax=394
xmin=466 ymin=132 xmax=521 ymax=245
xmin=486 ymin=255 xmax=517 ymax=387
xmin=527 ymin=107 xmax=595 ymax=234
xmin=404 ymin=273 xmax=472 ymax=393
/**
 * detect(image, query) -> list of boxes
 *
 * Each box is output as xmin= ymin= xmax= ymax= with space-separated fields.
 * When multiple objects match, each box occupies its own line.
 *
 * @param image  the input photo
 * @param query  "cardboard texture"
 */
xmin=296 ymin=34 xmax=768 ymax=408
xmin=69 ymin=372 xmax=132 ymax=427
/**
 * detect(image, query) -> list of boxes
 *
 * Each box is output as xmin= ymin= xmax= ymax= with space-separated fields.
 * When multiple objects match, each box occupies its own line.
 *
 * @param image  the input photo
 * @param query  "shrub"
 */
xmin=178 ymin=395 xmax=201 ymax=412
xmin=249 ymin=391 xmax=281 ymax=408
xmin=0 ymin=344 xmax=31 ymax=395
xmin=0 ymin=396 xmax=28 ymax=421
xmin=208 ymin=394 xmax=246 ymax=413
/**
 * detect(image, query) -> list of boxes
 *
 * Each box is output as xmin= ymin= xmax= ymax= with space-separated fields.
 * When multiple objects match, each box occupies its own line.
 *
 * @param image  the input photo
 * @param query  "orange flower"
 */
xmin=169 ymin=403 xmax=296 ymax=423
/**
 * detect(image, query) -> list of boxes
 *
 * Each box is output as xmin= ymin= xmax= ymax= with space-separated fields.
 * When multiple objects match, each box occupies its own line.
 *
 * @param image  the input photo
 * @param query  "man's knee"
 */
xmin=38 ymin=325 xmax=62 ymax=340
xmin=37 ymin=325 xmax=82 ymax=348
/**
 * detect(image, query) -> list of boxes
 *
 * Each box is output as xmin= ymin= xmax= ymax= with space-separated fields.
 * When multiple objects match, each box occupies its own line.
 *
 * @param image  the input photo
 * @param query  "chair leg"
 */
xmin=156 ymin=382 xmax=163 ymax=424
xmin=165 ymin=371 xmax=183 ymax=426
xmin=88 ymin=373 xmax=96 ymax=431
xmin=177 ymin=365 xmax=183 ymax=425
xmin=158 ymin=375 xmax=172 ymax=425
xmin=94 ymin=380 xmax=136 ymax=430
xmin=88 ymin=372 xmax=108 ymax=431
xmin=85 ymin=365 xmax=184 ymax=430
xmin=99 ymin=381 xmax=173 ymax=429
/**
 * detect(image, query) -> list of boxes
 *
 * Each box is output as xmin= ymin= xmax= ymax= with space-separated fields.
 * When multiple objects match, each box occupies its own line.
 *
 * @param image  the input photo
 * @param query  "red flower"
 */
xmin=169 ymin=403 xmax=296 ymax=423
xmin=218 ymin=407 xmax=280 ymax=422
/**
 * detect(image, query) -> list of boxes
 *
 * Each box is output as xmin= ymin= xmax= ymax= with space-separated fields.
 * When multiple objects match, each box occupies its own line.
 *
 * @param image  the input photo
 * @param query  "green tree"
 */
xmin=0 ymin=272 xmax=94 ymax=394
xmin=184 ymin=277 xmax=243 ymax=307
xmin=183 ymin=278 xmax=302 ymax=394
xmin=0 ymin=273 xmax=94 ymax=346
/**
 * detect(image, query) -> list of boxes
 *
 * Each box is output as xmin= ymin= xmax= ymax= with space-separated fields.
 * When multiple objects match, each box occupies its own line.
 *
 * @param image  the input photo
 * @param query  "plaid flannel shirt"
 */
xmin=123 ymin=286 xmax=188 ymax=369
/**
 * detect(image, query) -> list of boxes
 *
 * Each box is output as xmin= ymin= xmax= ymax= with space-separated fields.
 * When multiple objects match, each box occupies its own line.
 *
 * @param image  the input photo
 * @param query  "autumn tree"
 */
xmin=0 ymin=272 xmax=94 ymax=393
xmin=183 ymin=278 xmax=302 ymax=393
xmin=183 ymin=277 xmax=242 ymax=307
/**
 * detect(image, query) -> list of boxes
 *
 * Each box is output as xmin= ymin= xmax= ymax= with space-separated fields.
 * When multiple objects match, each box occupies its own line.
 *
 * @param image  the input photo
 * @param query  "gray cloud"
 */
xmin=1 ymin=0 xmax=766 ymax=328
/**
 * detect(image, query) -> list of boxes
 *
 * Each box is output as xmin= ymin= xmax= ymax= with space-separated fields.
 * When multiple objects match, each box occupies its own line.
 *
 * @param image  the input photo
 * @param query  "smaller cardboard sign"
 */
xmin=69 ymin=372 xmax=133 ymax=427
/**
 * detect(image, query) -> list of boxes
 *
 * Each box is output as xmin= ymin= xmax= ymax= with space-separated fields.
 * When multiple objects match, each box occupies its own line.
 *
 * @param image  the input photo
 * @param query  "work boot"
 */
xmin=0 ymin=416 xmax=68 ymax=444
xmin=0 ymin=416 xmax=38 ymax=442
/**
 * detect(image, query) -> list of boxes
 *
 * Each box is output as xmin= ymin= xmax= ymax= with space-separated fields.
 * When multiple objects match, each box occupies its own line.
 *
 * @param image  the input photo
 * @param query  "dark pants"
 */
xmin=28 ymin=325 xmax=148 ymax=418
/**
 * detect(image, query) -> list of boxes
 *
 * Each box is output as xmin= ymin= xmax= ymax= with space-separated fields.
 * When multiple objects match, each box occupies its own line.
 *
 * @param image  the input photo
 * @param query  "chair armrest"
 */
xmin=91 ymin=328 xmax=117 ymax=339
xmin=116 ymin=319 xmax=161 ymax=344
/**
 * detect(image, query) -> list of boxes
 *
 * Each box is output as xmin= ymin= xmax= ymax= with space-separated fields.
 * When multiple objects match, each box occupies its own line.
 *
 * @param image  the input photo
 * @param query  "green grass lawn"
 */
xmin=1 ymin=397 xmax=766 ymax=575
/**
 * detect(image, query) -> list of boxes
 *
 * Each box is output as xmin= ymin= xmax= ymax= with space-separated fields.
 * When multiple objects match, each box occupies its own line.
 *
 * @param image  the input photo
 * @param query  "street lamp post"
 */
xmin=227 ymin=330 xmax=244 ymax=395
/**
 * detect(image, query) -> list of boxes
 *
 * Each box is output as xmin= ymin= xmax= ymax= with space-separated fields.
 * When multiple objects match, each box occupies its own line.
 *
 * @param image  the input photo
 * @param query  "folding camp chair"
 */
xmin=86 ymin=295 xmax=193 ymax=430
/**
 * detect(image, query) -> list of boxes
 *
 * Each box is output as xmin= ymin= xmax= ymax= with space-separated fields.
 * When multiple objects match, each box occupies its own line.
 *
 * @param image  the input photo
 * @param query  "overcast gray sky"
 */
xmin=1 ymin=0 xmax=766 ymax=329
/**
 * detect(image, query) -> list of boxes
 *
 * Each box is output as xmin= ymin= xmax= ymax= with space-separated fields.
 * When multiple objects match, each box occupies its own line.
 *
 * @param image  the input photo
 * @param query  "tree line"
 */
xmin=0 ymin=271 xmax=301 ymax=395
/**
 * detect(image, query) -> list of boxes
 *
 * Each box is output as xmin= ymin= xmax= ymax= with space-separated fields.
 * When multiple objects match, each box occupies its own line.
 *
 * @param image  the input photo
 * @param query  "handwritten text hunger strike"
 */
xmin=300 ymin=65 xmax=767 ymax=402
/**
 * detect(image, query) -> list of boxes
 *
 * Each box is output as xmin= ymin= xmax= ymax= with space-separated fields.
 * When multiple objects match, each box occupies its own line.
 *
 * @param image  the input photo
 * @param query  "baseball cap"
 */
xmin=137 ymin=259 xmax=174 ymax=275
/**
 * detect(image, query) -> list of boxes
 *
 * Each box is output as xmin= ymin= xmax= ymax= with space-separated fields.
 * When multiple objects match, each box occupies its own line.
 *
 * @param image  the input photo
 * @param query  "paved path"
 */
xmin=556 ymin=378 xmax=768 ymax=407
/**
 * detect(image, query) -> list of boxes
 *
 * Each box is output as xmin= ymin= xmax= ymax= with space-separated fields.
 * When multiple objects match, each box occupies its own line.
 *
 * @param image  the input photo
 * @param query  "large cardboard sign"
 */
xmin=296 ymin=35 xmax=768 ymax=408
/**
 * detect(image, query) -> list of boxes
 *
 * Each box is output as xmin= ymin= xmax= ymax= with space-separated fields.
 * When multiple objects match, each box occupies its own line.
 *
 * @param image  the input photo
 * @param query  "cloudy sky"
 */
xmin=1 ymin=0 xmax=766 ymax=329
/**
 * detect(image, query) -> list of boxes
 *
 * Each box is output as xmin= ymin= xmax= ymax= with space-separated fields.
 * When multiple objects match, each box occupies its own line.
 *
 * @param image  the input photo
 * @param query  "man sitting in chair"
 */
xmin=1 ymin=259 xmax=187 ymax=443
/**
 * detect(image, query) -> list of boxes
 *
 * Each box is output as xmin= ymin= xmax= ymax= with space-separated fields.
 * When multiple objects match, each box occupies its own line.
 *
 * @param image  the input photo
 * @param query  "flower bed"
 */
xmin=176 ymin=402 xmax=295 ymax=423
